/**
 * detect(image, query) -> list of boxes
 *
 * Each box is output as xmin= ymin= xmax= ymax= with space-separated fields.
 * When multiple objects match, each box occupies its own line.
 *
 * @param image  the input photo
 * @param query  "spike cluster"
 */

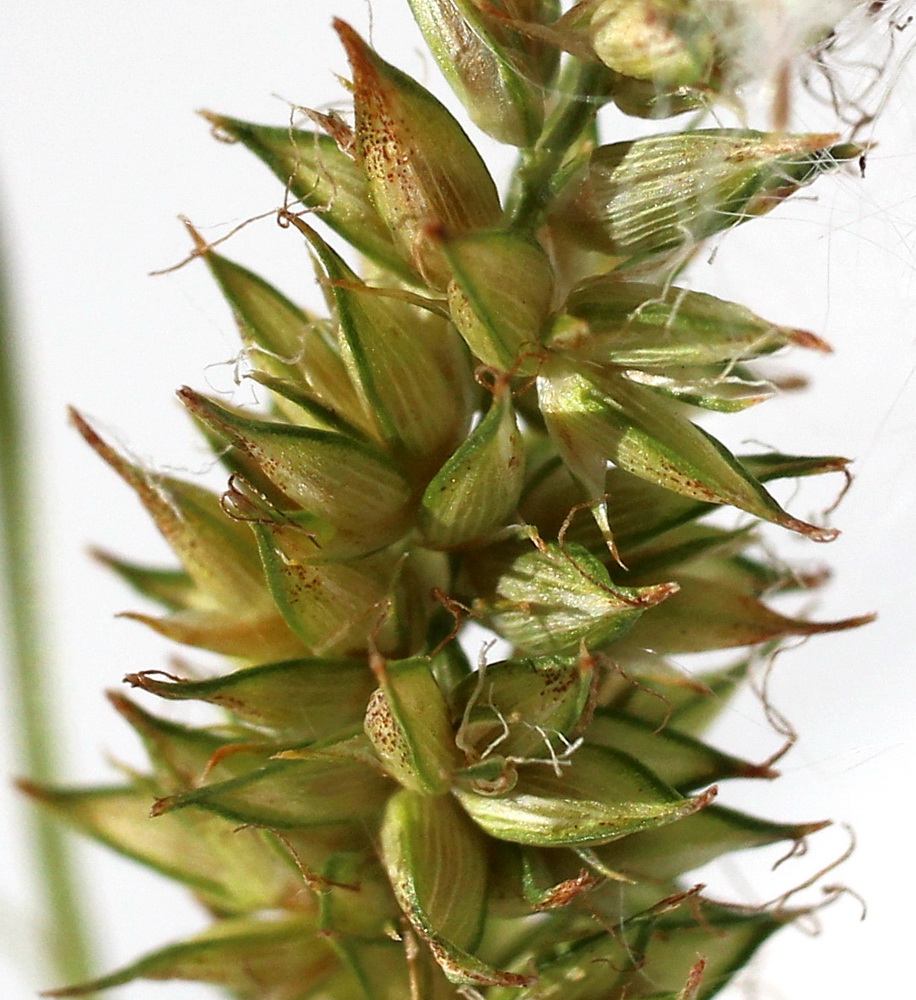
xmin=29 ymin=4 xmax=879 ymax=999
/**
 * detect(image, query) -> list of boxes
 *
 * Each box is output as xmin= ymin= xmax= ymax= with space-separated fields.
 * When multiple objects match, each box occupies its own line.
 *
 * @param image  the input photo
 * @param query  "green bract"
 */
xmin=29 ymin=4 xmax=877 ymax=1000
xmin=408 ymin=0 xmax=561 ymax=146
xmin=550 ymin=129 xmax=859 ymax=266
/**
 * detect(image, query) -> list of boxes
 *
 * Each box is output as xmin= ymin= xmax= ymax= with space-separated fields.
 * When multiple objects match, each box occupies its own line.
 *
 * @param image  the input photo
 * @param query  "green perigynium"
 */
xmin=24 ymin=3 xmax=891 ymax=998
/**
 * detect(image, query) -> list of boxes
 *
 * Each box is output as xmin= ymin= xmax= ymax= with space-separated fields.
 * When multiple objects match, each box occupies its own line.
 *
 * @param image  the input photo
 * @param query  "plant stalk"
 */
xmin=508 ymin=58 xmax=609 ymax=229
xmin=0 ymin=207 xmax=96 ymax=991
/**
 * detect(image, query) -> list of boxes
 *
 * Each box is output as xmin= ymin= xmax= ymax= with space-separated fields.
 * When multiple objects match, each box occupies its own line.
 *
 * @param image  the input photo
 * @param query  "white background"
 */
xmin=1 ymin=2 xmax=915 ymax=998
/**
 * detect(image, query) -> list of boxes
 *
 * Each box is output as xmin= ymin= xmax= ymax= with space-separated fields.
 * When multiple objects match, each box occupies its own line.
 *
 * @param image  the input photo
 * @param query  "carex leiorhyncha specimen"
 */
xmin=25 ymin=3 xmax=894 ymax=998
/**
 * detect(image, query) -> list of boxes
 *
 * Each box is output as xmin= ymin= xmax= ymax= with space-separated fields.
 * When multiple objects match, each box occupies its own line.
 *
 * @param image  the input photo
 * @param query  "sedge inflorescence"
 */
xmin=27 ymin=3 xmax=897 ymax=998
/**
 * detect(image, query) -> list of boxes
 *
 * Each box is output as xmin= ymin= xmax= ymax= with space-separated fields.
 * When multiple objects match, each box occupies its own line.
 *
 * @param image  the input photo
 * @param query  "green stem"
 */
xmin=0 ymin=207 xmax=96 ymax=989
xmin=507 ymin=58 xmax=610 ymax=230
